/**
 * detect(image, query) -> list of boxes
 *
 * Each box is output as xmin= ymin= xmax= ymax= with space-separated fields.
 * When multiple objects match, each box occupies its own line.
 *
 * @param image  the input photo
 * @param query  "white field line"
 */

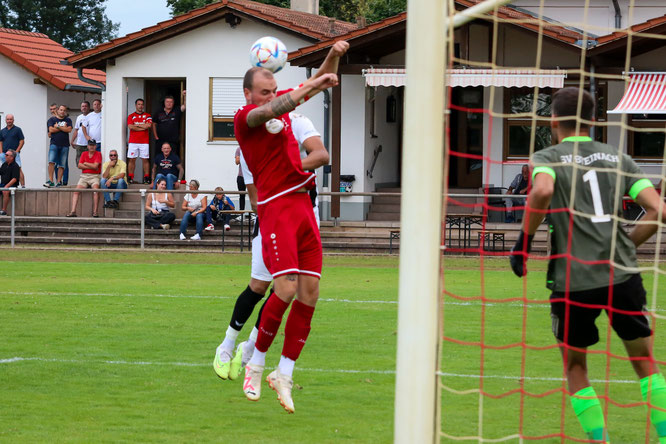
xmin=0 ymin=356 xmax=639 ymax=384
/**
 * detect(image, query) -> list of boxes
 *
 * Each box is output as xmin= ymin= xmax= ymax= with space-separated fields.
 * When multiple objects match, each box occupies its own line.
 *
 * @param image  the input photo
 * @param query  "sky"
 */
xmin=105 ymin=0 xmax=173 ymax=37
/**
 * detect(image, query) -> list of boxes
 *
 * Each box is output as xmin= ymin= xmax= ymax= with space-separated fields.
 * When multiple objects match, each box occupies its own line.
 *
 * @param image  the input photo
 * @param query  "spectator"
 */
xmin=145 ymin=178 xmax=175 ymax=230
xmin=45 ymin=105 xmax=72 ymax=188
xmin=505 ymin=164 xmax=530 ymax=222
xmin=205 ymin=186 xmax=235 ymax=232
xmin=152 ymin=91 xmax=186 ymax=152
xmin=0 ymin=150 xmax=20 ymax=215
xmin=101 ymin=149 xmax=127 ymax=209
xmin=67 ymin=139 xmax=102 ymax=217
xmin=84 ymin=99 xmax=102 ymax=150
xmin=151 ymin=142 xmax=183 ymax=190
xmin=71 ymin=101 xmax=91 ymax=165
xmin=49 ymin=103 xmax=57 ymax=117
xmin=0 ymin=114 xmax=25 ymax=187
xmin=127 ymin=98 xmax=152 ymax=185
xmin=234 ymin=147 xmax=246 ymax=212
xmin=180 ymin=179 xmax=207 ymax=240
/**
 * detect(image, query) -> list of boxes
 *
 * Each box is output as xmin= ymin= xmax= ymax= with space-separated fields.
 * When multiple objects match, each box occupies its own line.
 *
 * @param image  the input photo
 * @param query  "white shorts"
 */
xmin=250 ymin=205 xmax=320 ymax=282
xmin=127 ymin=143 xmax=149 ymax=159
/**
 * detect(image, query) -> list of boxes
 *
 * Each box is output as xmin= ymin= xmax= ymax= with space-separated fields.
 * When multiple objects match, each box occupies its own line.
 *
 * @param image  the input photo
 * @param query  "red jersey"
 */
xmin=80 ymin=150 xmax=102 ymax=174
xmin=234 ymin=90 xmax=315 ymax=205
xmin=127 ymin=112 xmax=152 ymax=144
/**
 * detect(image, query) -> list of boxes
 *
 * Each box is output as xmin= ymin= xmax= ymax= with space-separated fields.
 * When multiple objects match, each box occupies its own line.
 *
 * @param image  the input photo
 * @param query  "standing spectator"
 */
xmin=505 ymin=164 xmax=530 ymax=222
xmin=71 ymin=101 xmax=91 ymax=165
xmin=235 ymin=147 xmax=246 ymax=212
xmin=0 ymin=150 xmax=20 ymax=215
xmin=101 ymin=149 xmax=127 ymax=209
xmin=151 ymin=142 xmax=183 ymax=190
xmin=179 ymin=179 xmax=207 ymax=240
xmin=205 ymin=186 xmax=235 ymax=232
xmin=145 ymin=178 xmax=175 ymax=230
xmin=45 ymin=105 xmax=72 ymax=188
xmin=67 ymin=139 xmax=102 ymax=217
xmin=152 ymin=91 xmax=186 ymax=152
xmin=127 ymin=98 xmax=152 ymax=185
xmin=84 ymin=99 xmax=103 ymax=150
xmin=49 ymin=103 xmax=57 ymax=117
xmin=0 ymin=114 xmax=25 ymax=187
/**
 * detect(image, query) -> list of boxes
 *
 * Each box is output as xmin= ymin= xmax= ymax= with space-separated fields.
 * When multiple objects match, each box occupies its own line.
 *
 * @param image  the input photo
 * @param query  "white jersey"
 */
xmin=74 ymin=113 xmax=89 ymax=145
xmin=85 ymin=111 xmax=102 ymax=141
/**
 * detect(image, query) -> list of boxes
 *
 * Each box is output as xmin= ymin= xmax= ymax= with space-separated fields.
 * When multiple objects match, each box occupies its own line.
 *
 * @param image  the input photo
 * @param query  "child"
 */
xmin=205 ymin=186 xmax=235 ymax=231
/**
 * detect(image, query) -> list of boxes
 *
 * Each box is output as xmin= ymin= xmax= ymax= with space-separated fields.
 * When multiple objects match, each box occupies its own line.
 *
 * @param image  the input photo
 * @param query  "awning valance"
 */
xmin=362 ymin=68 xmax=567 ymax=88
xmin=608 ymin=73 xmax=666 ymax=114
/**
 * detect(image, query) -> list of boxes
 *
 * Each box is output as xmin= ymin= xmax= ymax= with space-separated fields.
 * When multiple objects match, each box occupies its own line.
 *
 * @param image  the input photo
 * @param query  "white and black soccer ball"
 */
xmin=249 ymin=36 xmax=288 ymax=73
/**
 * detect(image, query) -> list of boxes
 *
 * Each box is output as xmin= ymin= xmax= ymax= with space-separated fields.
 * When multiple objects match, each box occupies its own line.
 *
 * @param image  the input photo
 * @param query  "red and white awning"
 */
xmin=608 ymin=73 xmax=666 ymax=114
xmin=362 ymin=68 xmax=567 ymax=88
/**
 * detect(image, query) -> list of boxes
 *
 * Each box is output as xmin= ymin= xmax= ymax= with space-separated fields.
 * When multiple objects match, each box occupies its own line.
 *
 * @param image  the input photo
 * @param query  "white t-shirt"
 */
xmin=85 ymin=111 xmax=102 ymax=141
xmin=184 ymin=193 xmax=206 ymax=211
xmin=74 ymin=113 xmax=89 ymax=145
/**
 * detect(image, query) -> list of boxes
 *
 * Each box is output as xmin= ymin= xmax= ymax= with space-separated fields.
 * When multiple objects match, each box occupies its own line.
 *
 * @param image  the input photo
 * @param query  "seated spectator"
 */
xmin=67 ymin=139 xmax=102 ymax=217
xmin=0 ymin=150 xmax=20 ymax=215
xmin=101 ymin=150 xmax=127 ymax=209
xmin=145 ymin=178 xmax=175 ymax=230
xmin=180 ymin=179 xmax=207 ymax=240
xmin=205 ymin=187 xmax=235 ymax=232
xmin=505 ymin=164 xmax=530 ymax=222
xmin=152 ymin=142 xmax=183 ymax=190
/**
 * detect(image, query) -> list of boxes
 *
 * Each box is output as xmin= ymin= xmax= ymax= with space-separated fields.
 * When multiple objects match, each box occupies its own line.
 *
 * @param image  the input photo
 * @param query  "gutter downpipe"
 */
xmin=589 ymin=63 xmax=596 ymax=140
xmin=611 ymin=0 xmax=622 ymax=29
xmin=76 ymin=67 xmax=106 ymax=91
xmin=305 ymin=67 xmax=330 ymax=160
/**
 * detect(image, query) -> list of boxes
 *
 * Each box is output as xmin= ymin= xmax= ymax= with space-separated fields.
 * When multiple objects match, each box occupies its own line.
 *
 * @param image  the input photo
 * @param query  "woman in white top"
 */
xmin=180 ymin=179 xmax=208 ymax=240
xmin=145 ymin=178 xmax=175 ymax=229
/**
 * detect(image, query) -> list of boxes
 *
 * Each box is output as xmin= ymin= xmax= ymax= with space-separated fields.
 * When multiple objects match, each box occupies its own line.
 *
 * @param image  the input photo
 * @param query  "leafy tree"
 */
xmin=365 ymin=0 xmax=406 ymax=23
xmin=0 ymin=0 xmax=119 ymax=53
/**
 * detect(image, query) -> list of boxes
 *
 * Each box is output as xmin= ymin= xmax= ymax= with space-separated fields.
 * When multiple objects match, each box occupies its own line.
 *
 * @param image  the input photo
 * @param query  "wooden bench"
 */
xmin=477 ymin=230 xmax=506 ymax=252
xmin=389 ymin=229 xmax=400 ymax=254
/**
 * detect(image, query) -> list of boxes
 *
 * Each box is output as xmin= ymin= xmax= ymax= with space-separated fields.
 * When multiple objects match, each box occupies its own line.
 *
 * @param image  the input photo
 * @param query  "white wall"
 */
xmin=103 ymin=18 xmax=325 ymax=201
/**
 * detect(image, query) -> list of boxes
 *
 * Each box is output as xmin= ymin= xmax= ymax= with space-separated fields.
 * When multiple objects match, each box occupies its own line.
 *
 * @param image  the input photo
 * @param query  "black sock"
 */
xmin=229 ymin=285 xmax=265 ymax=331
xmin=254 ymin=288 xmax=274 ymax=329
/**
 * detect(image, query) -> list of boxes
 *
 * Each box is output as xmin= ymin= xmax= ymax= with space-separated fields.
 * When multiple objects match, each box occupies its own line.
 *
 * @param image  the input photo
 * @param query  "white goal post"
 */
xmin=394 ymin=1 xmax=514 ymax=443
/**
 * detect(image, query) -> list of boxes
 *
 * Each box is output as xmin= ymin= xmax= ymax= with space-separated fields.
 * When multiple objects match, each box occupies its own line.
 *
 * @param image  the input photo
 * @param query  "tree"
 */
xmin=0 ymin=0 xmax=119 ymax=53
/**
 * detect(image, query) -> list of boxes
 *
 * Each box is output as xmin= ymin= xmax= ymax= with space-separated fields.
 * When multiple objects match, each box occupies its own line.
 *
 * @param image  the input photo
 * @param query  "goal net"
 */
xmin=397 ymin=0 xmax=666 ymax=442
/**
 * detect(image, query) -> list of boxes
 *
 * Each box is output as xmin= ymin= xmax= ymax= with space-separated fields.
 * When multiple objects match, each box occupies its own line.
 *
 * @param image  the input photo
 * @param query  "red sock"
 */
xmin=255 ymin=294 xmax=289 ymax=353
xmin=282 ymin=299 xmax=315 ymax=361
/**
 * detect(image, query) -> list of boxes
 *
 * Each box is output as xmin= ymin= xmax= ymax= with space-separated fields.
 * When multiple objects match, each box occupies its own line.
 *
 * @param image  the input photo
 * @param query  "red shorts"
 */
xmin=257 ymin=192 xmax=322 ymax=279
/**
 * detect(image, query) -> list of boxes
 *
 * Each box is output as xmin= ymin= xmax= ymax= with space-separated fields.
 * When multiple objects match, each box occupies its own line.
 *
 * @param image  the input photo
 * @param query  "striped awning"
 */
xmin=362 ymin=68 xmax=567 ymax=88
xmin=608 ymin=73 xmax=666 ymax=114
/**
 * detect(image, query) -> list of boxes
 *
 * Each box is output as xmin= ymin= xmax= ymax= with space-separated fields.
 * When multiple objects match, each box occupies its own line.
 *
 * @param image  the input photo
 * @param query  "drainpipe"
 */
xmin=306 ymin=67 xmax=331 ymax=188
xmin=76 ymin=67 xmax=106 ymax=91
xmin=611 ymin=0 xmax=622 ymax=29
xmin=589 ymin=64 xmax=596 ymax=140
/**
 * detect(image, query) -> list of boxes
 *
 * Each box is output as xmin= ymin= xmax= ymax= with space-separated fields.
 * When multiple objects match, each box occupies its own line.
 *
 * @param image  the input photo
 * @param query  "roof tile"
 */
xmin=596 ymin=14 xmax=666 ymax=45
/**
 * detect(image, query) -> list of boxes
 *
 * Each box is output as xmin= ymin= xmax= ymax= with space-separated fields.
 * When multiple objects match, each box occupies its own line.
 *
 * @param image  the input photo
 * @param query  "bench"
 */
xmin=477 ymin=230 xmax=506 ymax=252
xmin=389 ymin=229 xmax=400 ymax=254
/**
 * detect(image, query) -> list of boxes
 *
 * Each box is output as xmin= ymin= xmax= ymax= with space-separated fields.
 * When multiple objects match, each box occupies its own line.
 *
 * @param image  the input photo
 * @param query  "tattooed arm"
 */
xmin=246 ymin=73 xmax=340 ymax=128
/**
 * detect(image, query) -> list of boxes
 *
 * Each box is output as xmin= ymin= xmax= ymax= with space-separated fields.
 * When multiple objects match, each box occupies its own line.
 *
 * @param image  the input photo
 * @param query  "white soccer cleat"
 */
xmin=243 ymin=364 xmax=264 ymax=401
xmin=267 ymin=369 xmax=295 ymax=413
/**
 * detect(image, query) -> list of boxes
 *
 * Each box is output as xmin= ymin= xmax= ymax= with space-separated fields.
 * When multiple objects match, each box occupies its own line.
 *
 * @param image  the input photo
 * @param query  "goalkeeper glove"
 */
xmin=509 ymin=231 xmax=534 ymax=277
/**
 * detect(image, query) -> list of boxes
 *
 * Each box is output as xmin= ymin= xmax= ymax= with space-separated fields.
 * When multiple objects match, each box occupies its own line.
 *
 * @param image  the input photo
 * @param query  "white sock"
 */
xmin=221 ymin=326 xmax=239 ymax=353
xmin=278 ymin=355 xmax=295 ymax=378
xmin=249 ymin=327 xmax=259 ymax=343
xmin=248 ymin=348 xmax=266 ymax=367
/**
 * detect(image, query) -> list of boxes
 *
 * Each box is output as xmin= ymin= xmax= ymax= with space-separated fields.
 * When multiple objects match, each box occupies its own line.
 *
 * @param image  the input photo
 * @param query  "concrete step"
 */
xmin=372 ymin=195 xmax=401 ymax=205
xmin=367 ymin=212 xmax=400 ymax=221
xmin=368 ymin=203 xmax=400 ymax=213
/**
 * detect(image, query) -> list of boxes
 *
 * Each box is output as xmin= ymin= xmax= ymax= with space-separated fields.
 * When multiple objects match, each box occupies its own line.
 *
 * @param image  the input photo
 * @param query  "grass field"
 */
xmin=1 ymin=250 xmax=665 ymax=443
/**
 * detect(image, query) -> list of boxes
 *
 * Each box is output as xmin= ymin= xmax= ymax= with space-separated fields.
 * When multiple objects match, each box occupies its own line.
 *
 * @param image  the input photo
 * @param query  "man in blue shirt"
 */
xmin=45 ymin=105 xmax=72 ymax=188
xmin=0 ymin=114 xmax=25 ymax=187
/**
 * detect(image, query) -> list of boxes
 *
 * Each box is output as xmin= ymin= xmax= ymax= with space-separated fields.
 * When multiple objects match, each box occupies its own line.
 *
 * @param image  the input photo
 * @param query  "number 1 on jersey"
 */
xmin=583 ymin=170 xmax=611 ymax=223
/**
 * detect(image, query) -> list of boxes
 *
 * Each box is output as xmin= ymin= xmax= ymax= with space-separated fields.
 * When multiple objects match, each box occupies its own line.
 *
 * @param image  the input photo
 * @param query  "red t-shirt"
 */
xmin=127 ymin=112 xmax=152 ymax=144
xmin=80 ymin=150 xmax=102 ymax=174
xmin=233 ymin=90 xmax=314 ymax=205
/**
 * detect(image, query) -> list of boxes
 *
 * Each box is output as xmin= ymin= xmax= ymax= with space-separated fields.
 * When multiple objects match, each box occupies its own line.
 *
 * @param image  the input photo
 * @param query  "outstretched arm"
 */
xmin=310 ymin=41 xmax=350 ymax=80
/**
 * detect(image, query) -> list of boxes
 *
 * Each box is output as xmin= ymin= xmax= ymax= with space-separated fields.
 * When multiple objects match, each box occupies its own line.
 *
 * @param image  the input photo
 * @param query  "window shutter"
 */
xmin=212 ymin=78 xmax=245 ymax=117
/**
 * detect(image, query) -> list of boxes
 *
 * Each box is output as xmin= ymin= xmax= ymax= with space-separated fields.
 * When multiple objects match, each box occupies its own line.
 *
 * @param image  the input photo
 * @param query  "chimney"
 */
xmin=290 ymin=0 xmax=319 ymax=15
xmin=356 ymin=16 xmax=367 ymax=28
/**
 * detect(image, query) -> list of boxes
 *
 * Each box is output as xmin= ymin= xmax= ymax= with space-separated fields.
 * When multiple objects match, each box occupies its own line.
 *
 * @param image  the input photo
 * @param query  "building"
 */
xmin=0 ymin=28 xmax=104 ymax=188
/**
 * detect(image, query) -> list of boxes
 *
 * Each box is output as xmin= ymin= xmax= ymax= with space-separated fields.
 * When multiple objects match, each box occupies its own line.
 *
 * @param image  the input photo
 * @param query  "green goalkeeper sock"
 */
xmin=571 ymin=386 xmax=608 ymax=442
xmin=641 ymin=373 xmax=666 ymax=443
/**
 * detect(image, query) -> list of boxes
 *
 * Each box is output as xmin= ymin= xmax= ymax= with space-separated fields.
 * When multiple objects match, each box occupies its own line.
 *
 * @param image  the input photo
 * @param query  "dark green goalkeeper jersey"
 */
xmin=530 ymin=136 xmax=654 ymax=292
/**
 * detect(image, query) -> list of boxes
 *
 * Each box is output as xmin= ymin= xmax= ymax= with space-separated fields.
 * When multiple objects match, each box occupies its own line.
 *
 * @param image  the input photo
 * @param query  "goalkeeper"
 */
xmin=510 ymin=87 xmax=666 ymax=443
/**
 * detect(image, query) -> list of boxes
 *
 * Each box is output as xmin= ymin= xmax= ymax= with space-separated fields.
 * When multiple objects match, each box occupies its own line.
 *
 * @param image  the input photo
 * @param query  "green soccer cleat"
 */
xmin=229 ymin=342 xmax=245 ymax=380
xmin=213 ymin=346 xmax=232 ymax=380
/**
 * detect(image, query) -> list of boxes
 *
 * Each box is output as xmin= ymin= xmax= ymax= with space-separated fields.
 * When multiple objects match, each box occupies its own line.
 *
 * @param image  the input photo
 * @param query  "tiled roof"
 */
xmin=289 ymin=2 xmax=583 ymax=63
xmin=596 ymin=14 xmax=666 ymax=45
xmin=67 ymin=0 xmax=357 ymax=67
xmin=0 ymin=28 xmax=105 ymax=91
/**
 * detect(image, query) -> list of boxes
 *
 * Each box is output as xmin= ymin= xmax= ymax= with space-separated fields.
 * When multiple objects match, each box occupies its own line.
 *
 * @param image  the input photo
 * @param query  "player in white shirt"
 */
xmin=213 ymin=113 xmax=328 ymax=382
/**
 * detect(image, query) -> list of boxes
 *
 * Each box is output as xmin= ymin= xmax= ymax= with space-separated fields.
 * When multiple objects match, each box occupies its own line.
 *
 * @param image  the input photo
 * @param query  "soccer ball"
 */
xmin=249 ymin=36 xmax=288 ymax=73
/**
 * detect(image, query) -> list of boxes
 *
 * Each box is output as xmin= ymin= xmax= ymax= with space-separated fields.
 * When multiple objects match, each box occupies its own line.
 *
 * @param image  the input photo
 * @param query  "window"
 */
xmin=209 ymin=77 xmax=245 ymax=141
xmin=628 ymin=114 xmax=666 ymax=160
